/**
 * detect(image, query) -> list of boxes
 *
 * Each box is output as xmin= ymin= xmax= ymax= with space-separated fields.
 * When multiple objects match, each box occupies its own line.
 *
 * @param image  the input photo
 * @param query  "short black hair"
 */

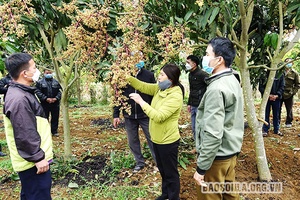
xmin=208 ymin=37 xmax=236 ymax=68
xmin=5 ymin=53 xmax=33 ymax=80
xmin=187 ymin=55 xmax=200 ymax=66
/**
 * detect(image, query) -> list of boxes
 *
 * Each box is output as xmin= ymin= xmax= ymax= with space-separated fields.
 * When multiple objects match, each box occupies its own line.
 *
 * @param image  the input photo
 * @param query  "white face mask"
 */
xmin=31 ymin=69 xmax=41 ymax=82
xmin=202 ymin=56 xmax=219 ymax=74
xmin=185 ymin=63 xmax=192 ymax=71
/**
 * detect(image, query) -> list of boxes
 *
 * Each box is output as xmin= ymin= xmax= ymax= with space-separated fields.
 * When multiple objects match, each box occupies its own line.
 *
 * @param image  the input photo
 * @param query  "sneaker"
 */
xmin=0 ymin=152 xmax=6 ymax=157
xmin=275 ymin=131 xmax=284 ymax=136
xmin=262 ymin=132 xmax=268 ymax=137
xmin=52 ymin=133 xmax=59 ymax=137
xmin=133 ymin=165 xmax=144 ymax=173
xmin=285 ymin=124 xmax=292 ymax=128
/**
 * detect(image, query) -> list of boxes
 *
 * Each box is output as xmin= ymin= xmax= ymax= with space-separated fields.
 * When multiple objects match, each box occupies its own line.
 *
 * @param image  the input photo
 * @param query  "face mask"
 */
xmin=286 ymin=63 xmax=292 ymax=68
xmin=202 ymin=56 xmax=214 ymax=74
xmin=136 ymin=61 xmax=145 ymax=69
xmin=44 ymin=74 xmax=53 ymax=79
xmin=158 ymin=79 xmax=172 ymax=90
xmin=30 ymin=69 xmax=41 ymax=82
xmin=185 ymin=63 xmax=192 ymax=71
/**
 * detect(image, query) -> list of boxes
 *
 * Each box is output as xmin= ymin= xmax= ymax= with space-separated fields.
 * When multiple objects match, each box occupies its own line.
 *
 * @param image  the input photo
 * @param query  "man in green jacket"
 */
xmin=279 ymin=58 xmax=300 ymax=128
xmin=193 ymin=37 xmax=244 ymax=200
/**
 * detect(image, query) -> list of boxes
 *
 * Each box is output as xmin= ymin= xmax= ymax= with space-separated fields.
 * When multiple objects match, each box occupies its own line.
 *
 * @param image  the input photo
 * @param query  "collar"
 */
xmin=190 ymin=67 xmax=200 ymax=74
xmin=10 ymin=81 xmax=36 ymax=94
xmin=205 ymin=68 xmax=233 ymax=85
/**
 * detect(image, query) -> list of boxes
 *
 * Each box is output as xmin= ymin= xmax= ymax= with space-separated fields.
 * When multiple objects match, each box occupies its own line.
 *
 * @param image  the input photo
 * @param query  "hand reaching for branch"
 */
xmin=129 ymin=93 xmax=146 ymax=107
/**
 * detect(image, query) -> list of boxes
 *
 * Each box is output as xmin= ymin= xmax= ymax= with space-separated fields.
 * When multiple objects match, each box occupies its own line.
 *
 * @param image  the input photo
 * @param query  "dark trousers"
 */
xmin=42 ymin=103 xmax=60 ymax=134
xmin=263 ymin=99 xmax=281 ymax=133
xmin=279 ymin=96 xmax=294 ymax=125
xmin=153 ymin=140 xmax=180 ymax=200
xmin=18 ymin=166 xmax=52 ymax=200
xmin=124 ymin=118 xmax=156 ymax=166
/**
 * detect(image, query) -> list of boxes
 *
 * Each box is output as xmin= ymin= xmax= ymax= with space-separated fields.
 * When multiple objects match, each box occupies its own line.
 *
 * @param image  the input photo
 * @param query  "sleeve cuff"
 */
xmin=196 ymin=166 xmax=206 ymax=175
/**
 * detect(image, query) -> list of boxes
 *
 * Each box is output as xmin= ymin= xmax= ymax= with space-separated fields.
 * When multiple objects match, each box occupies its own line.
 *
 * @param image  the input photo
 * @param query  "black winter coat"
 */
xmin=35 ymin=77 xmax=62 ymax=105
xmin=259 ymin=71 xmax=285 ymax=99
xmin=188 ymin=68 xmax=209 ymax=107
xmin=113 ymin=69 xmax=156 ymax=119
xmin=0 ymin=74 xmax=12 ymax=98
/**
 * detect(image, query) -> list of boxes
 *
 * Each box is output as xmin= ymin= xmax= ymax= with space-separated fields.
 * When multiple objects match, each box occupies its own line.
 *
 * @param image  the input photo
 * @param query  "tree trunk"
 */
xmin=76 ymin=77 xmax=81 ymax=106
xmin=61 ymin=89 xmax=72 ymax=159
xmin=240 ymin=67 xmax=272 ymax=181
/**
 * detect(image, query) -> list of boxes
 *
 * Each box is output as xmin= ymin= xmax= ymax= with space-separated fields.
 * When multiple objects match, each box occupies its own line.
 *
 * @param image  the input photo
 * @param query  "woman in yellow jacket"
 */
xmin=129 ymin=63 xmax=184 ymax=200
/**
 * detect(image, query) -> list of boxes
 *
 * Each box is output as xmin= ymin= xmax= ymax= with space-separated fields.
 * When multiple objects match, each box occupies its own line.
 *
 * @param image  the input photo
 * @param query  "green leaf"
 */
xmin=287 ymin=2 xmax=300 ymax=13
xmin=263 ymin=33 xmax=271 ymax=46
xmin=184 ymin=10 xmax=194 ymax=22
xmin=201 ymin=8 xmax=213 ymax=29
xmin=270 ymin=33 xmax=278 ymax=49
xmin=153 ymin=23 xmax=157 ymax=35
xmin=10 ymin=173 xmax=19 ymax=181
xmin=142 ymin=21 xmax=150 ymax=30
xmin=54 ymin=29 xmax=67 ymax=51
xmin=209 ymin=7 xmax=220 ymax=25
xmin=21 ymin=16 xmax=34 ymax=24
xmin=182 ymin=157 xmax=189 ymax=164
xmin=179 ymin=159 xmax=187 ymax=170
xmin=175 ymin=16 xmax=183 ymax=24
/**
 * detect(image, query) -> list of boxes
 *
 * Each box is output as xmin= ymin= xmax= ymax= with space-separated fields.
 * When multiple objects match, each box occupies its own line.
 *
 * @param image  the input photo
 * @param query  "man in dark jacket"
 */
xmin=186 ymin=55 xmax=209 ymax=139
xmin=35 ymin=69 xmax=62 ymax=137
xmin=0 ymin=73 xmax=12 ymax=157
xmin=113 ymin=63 xmax=156 ymax=173
xmin=4 ymin=53 xmax=53 ymax=199
xmin=259 ymin=70 xmax=285 ymax=136
xmin=0 ymin=73 xmax=12 ymax=98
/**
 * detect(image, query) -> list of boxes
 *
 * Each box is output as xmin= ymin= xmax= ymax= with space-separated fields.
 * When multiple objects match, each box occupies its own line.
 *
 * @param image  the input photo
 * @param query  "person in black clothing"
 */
xmin=0 ymin=73 xmax=12 ymax=99
xmin=35 ymin=69 xmax=62 ymax=137
xmin=113 ymin=62 xmax=157 ymax=173
xmin=0 ymin=73 xmax=12 ymax=156
xmin=259 ymin=70 xmax=285 ymax=137
xmin=185 ymin=55 xmax=209 ymax=139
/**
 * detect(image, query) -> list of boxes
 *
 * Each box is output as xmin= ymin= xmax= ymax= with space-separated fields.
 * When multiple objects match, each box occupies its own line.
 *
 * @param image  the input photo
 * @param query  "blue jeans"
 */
xmin=191 ymin=106 xmax=198 ymax=139
xmin=263 ymin=99 xmax=281 ymax=133
xmin=18 ymin=166 xmax=52 ymax=200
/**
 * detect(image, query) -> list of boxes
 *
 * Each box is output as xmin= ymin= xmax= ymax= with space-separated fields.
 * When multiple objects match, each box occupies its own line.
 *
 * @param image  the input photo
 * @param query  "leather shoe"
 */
xmin=133 ymin=165 xmax=144 ymax=173
xmin=0 ymin=152 xmax=6 ymax=157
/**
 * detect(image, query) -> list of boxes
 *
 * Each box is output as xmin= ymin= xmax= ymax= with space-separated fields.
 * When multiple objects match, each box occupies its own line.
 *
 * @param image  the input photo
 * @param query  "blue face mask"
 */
xmin=286 ymin=63 xmax=292 ymax=68
xmin=158 ymin=79 xmax=172 ymax=90
xmin=45 ymin=74 xmax=53 ymax=79
xmin=135 ymin=61 xmax=145 ymax=69
xmin=202 ymin=56 xmax=214 ymax=74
